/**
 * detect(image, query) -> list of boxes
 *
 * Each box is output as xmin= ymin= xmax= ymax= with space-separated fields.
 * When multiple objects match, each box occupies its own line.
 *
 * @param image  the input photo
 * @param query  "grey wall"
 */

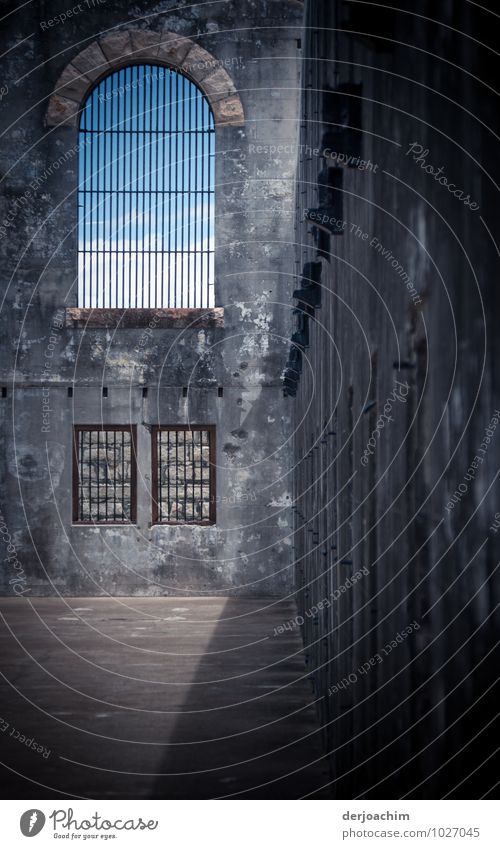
xmin=0 ymin=0 xmax=303 ymax=596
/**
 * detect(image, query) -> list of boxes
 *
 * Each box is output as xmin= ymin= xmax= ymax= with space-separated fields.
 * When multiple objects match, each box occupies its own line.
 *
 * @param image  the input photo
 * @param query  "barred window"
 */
xmin=73 ymin=426 xmax=137 ymax=524
xmin=78 ymin=64 xmax=215 ymax=309
xmin=152 ymin=426 xmax=215 ymax=525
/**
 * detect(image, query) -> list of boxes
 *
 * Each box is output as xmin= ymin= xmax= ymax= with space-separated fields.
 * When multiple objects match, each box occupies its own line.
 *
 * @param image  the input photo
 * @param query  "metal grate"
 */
xmin=73 ymin=426 xmax=137 ymax=523
xmin=78 ymin=65 xmax=215 ymax=309
xmin=152 ymin=426 xmax=215 ymax=524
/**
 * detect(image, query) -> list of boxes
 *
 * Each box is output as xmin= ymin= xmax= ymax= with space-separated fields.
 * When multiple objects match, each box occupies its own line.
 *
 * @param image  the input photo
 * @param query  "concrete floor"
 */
xmin=0 ymin=597 xmax=331 ymax=799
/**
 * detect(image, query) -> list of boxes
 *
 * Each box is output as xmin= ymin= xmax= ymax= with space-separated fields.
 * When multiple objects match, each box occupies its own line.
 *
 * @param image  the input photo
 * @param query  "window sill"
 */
xmin=151 ymin=522 xmax=216 ymax=527
xmin=71 ymin=523 xmax=136 ymax=527
xmin=65 ymin=307 xmax=224 ymax=329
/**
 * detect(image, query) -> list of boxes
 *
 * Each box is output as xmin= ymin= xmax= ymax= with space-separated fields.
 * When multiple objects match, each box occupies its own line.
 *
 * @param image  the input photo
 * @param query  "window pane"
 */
xmin=74 ymin=428 xmax=135 ymax=523
xmin=155 ymin=427 xmax=214 ymax=524
xmin=78 ymin=65 xmax=215 ymax=309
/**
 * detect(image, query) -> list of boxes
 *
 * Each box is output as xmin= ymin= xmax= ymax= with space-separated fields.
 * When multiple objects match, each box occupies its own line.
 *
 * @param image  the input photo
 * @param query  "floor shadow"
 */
xmin=0 ymin=596 xmax=330 ymax=800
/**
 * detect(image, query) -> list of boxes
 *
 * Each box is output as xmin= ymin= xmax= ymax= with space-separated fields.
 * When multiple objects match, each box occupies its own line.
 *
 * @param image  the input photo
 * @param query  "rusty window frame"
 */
xmin=151 ymin=425 xmax=216 ymax=525
xmin=72 ymin=425 xmax=137 ymax=524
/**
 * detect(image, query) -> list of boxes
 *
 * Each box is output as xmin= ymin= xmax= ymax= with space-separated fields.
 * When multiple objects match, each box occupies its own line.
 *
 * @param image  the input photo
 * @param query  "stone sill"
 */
xmin=151 ymin=522 xmax=215 ymax=528
xmin=72 ymin=523 xmax=136 ymax=528
xmin=65 ymin=307 xmax=224 ymax=329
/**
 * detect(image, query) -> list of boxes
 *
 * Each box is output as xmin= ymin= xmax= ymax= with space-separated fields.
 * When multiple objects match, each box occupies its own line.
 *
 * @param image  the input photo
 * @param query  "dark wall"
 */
xmin=290 ymin=0 xmax=500 ymax=798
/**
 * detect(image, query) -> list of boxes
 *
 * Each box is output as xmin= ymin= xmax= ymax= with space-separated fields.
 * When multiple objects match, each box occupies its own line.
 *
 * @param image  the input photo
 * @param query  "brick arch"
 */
xmin=45 ymin=28 xmax=245 ymax=128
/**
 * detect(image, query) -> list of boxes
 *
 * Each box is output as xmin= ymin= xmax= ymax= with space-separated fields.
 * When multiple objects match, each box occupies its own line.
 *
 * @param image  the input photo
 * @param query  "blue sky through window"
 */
xmin=78 ymin=64 xmax=215 ymax=309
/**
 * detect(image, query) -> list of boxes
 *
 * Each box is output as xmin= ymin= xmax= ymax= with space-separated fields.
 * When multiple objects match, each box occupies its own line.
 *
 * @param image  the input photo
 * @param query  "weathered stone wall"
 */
xmin=0 ymin=0 xmax=303 ymax=596
xmin=291 ymin=0 xmax=500 ymax=798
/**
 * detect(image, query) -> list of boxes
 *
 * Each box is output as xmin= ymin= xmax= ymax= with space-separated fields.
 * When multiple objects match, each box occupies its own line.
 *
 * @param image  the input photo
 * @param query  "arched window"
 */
xmin=78 ymin=64 xmax=215 ymax=309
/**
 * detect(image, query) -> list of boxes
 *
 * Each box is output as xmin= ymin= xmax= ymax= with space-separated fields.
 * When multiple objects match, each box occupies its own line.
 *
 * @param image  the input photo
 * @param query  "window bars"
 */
xmin=152 ymin=426 xmax=215 ymax=524
xmin=78 ymin=65 xmax=215 ymax=309
xmin=73 ymin=426 xmax=137 ymax=523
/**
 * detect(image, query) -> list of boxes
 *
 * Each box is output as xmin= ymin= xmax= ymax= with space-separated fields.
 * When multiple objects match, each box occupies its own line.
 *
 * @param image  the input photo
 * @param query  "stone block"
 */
xmin=99 ymin=31 xmax=134 ymax=64
xmin=180 ymin=43 xmax=216 ymax=81
xmin=156 ymin=30 xmax=192 ymax=67
xmin=201 ymin=66 xmax=237 ymax=102
xmin=55 ymin=63 xmax=91 ymax=104
xmin=129 ymin=29 xmax=162 ymax=61
xmin=45 ymin=94 xmax=79 ymax=128
xmin=212 ymin=95 xmax=245 ymax=126
xmin=71 ymin=42 xmax=109 ymax=83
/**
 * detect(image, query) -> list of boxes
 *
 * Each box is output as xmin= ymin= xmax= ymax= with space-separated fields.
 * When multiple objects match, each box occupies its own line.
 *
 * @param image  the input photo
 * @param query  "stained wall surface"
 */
xmin=0 ymin=0 xmax=303 ymax=597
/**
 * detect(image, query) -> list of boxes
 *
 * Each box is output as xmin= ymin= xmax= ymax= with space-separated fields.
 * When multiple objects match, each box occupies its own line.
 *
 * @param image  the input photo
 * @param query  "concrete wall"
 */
xmin=291 ymin=0 xmax=500 ymax=798
xmin=0 ymin=0 xmax=303 ymax=596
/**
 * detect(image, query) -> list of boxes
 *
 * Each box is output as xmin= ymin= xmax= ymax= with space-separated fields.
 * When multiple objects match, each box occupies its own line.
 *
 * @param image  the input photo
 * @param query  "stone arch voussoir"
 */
xmin=45 ymin=28 xmax=245 ymax=129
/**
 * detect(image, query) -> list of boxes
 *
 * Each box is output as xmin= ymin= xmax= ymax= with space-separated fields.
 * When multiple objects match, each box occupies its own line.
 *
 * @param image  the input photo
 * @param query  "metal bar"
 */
xmin=183 ymin=429 xmax=187 ymax=520
xmin=104 ymin=430 xmax=108 ymax=522
xmin=209 ymin=427 xmax=216 ymax=523
xmin=146 ymin=64 xmax=151 ymax=308
xmin=78 ymin=248 xmax=207 ymax=254
xmin=175 ymin=428 xmax=179 ymax=519
xmin=125 ymin=66 xmax=130 ymax=308
xmin=113 ymin=429 xmax=117 ymax=520
xmin=89 ymin=91 xmax=94 ymax=307
xmin=130 ymin=426 xmax=137 ymax=523
xmin=79 ymin=429 xmax=83 ymax=520
xmin=175 ymin=71 xmax=179 ymax=308
xmin=167 ymin=68 xmax=172 ymax=308
xmin=201 ymin=88 xmax=205 ymax=308
xmin=79 ymin=188 xmax=213 ymax=195
xmin=191 ymin=429 xmax=195 ymax=521
xmin=157 ymin=427 xmax=161 ymax=523
xmin=95 ymin=429 xmax=101 ymax=521
xmin=186 ymin=75 xmax=190 ymax=306
xmin=140 ymin=65 xmax=145 ymax=308
xmin=134 ymin=67 xmax=140 ymax=307
xmin=121 ymin=429 xmax=125 ymax=520
xmin=111 ymin=72 xmax=116 ymax=308
xmin=154 ymin=64 xmax=159 ymax=308
xmin=87 ymin=430 xmax=92 ymax=520
xmin=200 ymin=428 xmax=203 ymax=520
xmin=97 ymin=83 xmax=102 ymax=307
xmin=194 ymin=80 xmax=198 ymax=307
xmin=81 ymin=128 xmax=211 ymax=135
xmin=167 ymin=430 xmax=171 ymax=519
xmin=118 ymin=68 xmax=124 ymax=308
xmin=80 ymin=103 xmax=87 ymax=308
